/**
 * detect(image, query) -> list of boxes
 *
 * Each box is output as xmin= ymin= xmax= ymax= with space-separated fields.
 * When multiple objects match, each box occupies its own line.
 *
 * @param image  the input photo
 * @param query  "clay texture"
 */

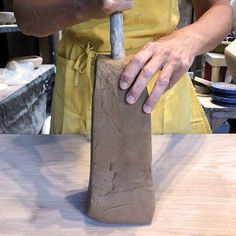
xmin=87 ymin=55 xmax=155 ymax=224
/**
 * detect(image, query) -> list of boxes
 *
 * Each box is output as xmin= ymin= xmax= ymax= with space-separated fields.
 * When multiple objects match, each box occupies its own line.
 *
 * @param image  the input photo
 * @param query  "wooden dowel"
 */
xmin=110 ymin=12 xmax=125 ymax=60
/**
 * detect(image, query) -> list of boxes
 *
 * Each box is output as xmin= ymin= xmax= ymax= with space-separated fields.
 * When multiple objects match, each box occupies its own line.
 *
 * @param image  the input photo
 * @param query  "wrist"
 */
xmin=174 ymin=25 xmax=206 ymax=57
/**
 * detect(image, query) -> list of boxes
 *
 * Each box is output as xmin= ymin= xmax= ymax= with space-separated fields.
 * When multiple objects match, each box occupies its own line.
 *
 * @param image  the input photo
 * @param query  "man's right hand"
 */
xmin=13 ymin=0 xmax=133 ymax=37
xmin=90 ymin=0 xmax=133 ymax=18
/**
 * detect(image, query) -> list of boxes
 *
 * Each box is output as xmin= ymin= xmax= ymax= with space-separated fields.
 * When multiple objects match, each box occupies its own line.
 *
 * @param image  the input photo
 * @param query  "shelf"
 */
xmin=0 ymin=64 xmax=55 ymax=102
xmin=0 ymin=64 xmax=55 ymax=134
xmin=0 ymin=24 xmax=19 ymax=33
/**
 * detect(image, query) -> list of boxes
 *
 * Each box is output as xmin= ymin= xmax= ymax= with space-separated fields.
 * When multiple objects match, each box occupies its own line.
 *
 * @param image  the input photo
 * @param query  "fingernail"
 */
xmin=120 ymin=81 xmax=128 ymax=90
xmin=143 ymin=105 xmax=152 ymax=114
xmin=126 ymin=95 xmax=135 ymax=104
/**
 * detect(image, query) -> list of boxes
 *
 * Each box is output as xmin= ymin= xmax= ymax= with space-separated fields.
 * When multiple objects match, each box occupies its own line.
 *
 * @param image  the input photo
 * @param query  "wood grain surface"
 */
xmin=0 ymin=134 xmax=236 ymax=235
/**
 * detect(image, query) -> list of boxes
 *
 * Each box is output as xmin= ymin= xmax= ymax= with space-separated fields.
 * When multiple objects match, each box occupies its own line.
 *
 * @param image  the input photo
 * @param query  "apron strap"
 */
xmin=74 ymin=42 xmax=96 ymax=88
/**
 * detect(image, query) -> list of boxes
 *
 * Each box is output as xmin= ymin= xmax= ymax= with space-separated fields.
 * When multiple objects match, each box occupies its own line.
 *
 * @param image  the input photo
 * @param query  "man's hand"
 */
xmin=120 ymin=0 xmax=232 ymax=114
xmin=120 ymin=30 xmax=195 ymax=114
xmin=83 ymin=0 xmax=133 ymax=19
xmin=13 ymin=0 xmax=133 ymax=37
xmin=94 ymin=0 xmax=133 ymax=18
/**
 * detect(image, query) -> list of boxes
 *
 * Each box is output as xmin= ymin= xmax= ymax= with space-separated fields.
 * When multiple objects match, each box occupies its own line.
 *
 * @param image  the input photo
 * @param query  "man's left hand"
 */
xmin=119 ymin=31 xmax=195 ymax=113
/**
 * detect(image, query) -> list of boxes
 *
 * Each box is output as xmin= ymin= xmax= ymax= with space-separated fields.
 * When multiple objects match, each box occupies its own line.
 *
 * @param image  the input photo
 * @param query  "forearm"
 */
xmin=13 ymin=0 xmax=92 ymax=37
xmin=179 ymin=1 xmax=232 ymax=57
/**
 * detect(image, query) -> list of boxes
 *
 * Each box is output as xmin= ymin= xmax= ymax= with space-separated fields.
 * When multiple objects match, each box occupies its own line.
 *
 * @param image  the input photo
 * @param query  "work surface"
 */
xmin=0 ymin=134 xmax=236 ymax=235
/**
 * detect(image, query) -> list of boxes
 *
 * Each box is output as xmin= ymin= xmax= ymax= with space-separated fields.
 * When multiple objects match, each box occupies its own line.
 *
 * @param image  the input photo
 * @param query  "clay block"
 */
xmin=86 ymin=55 xmax=155 ymax=224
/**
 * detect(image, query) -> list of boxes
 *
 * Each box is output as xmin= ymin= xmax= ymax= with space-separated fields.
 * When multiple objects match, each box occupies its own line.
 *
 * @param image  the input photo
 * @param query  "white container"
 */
xmin=0 ymin=12 xmax=16 ymax=25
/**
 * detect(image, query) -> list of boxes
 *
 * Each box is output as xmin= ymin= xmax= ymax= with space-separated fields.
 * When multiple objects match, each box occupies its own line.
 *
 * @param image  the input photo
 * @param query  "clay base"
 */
xmin=87 ymin=55 xmax=155 ymax=224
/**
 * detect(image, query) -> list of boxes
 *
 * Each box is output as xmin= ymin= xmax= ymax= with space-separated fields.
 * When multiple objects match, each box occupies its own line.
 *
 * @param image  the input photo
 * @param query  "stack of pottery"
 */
xmin=211 ymin=82 xmax=236 ymax=106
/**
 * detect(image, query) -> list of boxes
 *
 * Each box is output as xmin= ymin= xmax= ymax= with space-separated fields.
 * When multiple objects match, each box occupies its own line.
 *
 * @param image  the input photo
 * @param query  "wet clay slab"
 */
xmin=87 ymin=55 xmax=155 ymax=224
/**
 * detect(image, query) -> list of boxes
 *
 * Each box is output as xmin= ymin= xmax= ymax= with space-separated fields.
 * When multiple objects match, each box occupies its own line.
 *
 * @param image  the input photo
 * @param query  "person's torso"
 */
xmin=52 ymin=0 xmax=211 ymax=134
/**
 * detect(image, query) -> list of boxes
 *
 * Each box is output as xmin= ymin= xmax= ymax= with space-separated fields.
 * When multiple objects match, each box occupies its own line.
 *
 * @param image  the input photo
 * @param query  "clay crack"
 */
xmin=103 ymin=171 xmax=116 ymax=196
xmin=113 ymin=185 xmax=147 ymax=194
xmin=103 ymin=203 xmax=130 ymax=212
xmin=93 ymin=141 xmax=99 ymax=151
xmin=104 ymin=185 xmax=115 ymax=196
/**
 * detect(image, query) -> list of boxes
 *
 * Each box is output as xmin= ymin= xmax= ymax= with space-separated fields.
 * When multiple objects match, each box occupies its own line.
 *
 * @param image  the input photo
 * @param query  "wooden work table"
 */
xmin=0 ymin=134 xmax=236 ymax=235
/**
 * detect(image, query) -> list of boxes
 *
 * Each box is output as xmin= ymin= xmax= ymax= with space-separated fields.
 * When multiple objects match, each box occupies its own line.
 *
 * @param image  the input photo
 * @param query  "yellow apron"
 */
xmin=50 ymin=0 xmax=211 ymax=134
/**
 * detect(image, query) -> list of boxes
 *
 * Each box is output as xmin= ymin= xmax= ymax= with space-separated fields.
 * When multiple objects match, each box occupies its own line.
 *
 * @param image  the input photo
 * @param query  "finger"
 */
xmin=165 ymin=70 xmax=183 ymax=92
xmin=143 ymin=65 xmax=174 ymax=113
xmin=165 ymin=61 xmax=189 ymax=92
xmin=104 ymin=0 xmax=133 ymax=13
xmin=120 ymin=45 xmax=153 ymax=90
xmin=116 ymin=0 xmax=133 ymax=11
xmin=125 ymin=55 xmax=164 ymax=105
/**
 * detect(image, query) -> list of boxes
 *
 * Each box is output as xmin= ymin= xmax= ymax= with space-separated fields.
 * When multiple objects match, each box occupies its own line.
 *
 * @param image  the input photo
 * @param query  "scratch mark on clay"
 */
xmin=103 ymin=203 xmax=130 ymax=212
xmin=103 ymin=171 xmax=117 ymax=196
